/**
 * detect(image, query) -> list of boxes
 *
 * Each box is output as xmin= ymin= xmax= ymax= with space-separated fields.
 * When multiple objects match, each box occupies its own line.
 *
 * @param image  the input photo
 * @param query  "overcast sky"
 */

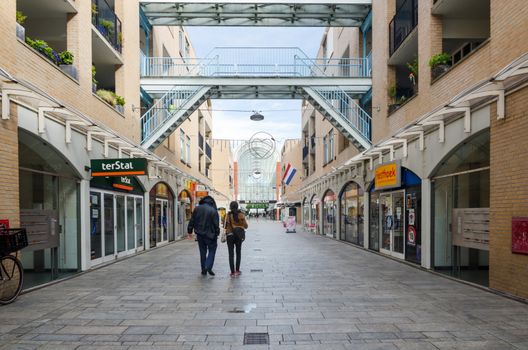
xmin=185 ymin=27 xmax=325 ymax=143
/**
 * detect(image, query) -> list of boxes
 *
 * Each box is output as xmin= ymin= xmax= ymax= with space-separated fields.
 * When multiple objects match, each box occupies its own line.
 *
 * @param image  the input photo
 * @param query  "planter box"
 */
xmin=388 ymin=103 xmax=401 ymax=114
xmin=59 ymin=65 xmax=78 ymax=80
xmin=92 ymin=83 xmax=97 ymax=93
xmin=115 ymin=105 xmax=124 ymax=114
xmin=431 ymin=64 xmax=451 ymax=80
xmin=16 ymin=23 xmax=25 ymax=40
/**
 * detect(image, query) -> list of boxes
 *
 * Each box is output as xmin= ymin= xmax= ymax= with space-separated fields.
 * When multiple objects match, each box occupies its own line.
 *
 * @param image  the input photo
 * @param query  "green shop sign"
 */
xmin=91 ymin=158 xmax=148 ymax=177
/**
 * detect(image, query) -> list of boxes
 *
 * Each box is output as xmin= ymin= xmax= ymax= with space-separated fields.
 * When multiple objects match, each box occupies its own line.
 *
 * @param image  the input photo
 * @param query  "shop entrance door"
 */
xmin=379 ymin=191 xmax=405 ymax=259
xmin=156 ymin=199 xmax=169 ymax=245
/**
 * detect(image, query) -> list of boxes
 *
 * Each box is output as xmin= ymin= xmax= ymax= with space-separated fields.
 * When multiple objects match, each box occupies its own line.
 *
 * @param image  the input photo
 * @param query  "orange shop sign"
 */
xmin=375 ymin=162 xmax=401 ymax=190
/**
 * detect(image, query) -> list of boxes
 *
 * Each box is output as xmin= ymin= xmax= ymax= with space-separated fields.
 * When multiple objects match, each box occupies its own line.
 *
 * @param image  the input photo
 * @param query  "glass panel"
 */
xmin=90 ymin=192 xmax=102 ymax=260
xmin=381 ymin=194 xmax=392 ymax=251
xmin=58 ymin=178 xmax=79 ymax=274
xmin=116 ymin=195 xmax=126 ymax=253
xmin=127 ymin=197 xmax=135 ymax=250
xmin=369 ymin=192 xmax=380 ymax=251
xmin=358 ymin=192 xmax=364 ymax=247
xmin=162 ymin=201 xmax=168 ymax=241
xmin=156 ymin=199 xmax=162 ymax=243
xmin=104 ymin=194 xmax=114 ymax=256
xmin=136 ymin=198 xmax=143 ymax=248
xmin=392 ymin=192 xmax=404 ymax=254
xmin=168 ymin=199 xmax=174 ymax=241
xmin=434 ymin=131 xmax=489 ymax=176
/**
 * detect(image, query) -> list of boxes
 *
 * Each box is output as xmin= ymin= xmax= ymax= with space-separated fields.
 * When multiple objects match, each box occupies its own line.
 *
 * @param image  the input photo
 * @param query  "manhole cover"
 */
xmin=250 ymin=269 xmax=263 ymax=272
xmin=244 ymin=333 xmax=269 ymax=345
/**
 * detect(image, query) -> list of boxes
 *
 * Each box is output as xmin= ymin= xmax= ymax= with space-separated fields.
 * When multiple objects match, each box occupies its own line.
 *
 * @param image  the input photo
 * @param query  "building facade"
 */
xmin=299 ymin=0 xmax=528 ymax=299
xmin=1 ymin=0 xmax=214 ymax=289
xmin=279 ymin=139 xmax=303 ymax=223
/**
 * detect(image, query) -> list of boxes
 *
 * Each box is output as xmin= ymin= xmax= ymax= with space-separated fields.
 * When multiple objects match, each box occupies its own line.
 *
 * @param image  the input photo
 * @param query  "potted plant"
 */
xmin=115 ymin=95 xmax=125 ymax=113
xmin=92 ymin=65 xmax=97 ymax=93
xmin=407 ymin=58 xmax=418 ymax=93
xmin=91 ymin=3 xmax=98 ymax=21
xmin=25 ymin=37 xmax=60 ymax=65
xmin=16 ymin=10 xmax=27 ymax=40
xmin=96 ymin=89 xmax=117 ymax=106
xmin=99 ymin=19 xmax=114 ymax=41
xmin=429 ymin=52 xmax=452 ymax=79
xmin=58 ymin=50 xmax=77 ymax=79
xmin=387 ymin=84 xmax=400 ymax=113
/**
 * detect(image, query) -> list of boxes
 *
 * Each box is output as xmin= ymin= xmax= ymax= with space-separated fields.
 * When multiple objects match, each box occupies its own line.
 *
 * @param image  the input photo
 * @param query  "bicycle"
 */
xmin=0 ymin=228 xmax=28 ymax=305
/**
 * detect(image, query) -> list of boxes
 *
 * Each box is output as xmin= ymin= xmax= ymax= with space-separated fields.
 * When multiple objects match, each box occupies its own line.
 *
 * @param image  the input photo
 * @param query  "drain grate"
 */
xmin=244 ymin=333 xmax=269 ymax=345
xmin=250 ymin=269 xmax=263 ymax=272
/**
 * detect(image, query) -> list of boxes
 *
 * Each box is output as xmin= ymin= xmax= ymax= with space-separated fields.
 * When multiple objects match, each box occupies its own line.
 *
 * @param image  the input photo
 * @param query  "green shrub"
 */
xmin=115 ymin=95 xmax=125 ymax=106
xmin=59 ymin=51 xmax=74 ymax=65
xmin=96 ymin=89 xmax=117 ymax=106
xmin=16 ymin=11 xmax=27 ymax=25
xmin=428 ymin=53 xmax=451 ymax=68
xmin=25 ymin=37 xmax=60 ymax=65
xmin=92 ymin=65 xmax=97 ymax=85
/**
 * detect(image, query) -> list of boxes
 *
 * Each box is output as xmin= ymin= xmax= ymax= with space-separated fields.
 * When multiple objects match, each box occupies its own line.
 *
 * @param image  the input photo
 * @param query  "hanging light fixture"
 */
xmin=250 ymin=111 xmax=264 ymax=121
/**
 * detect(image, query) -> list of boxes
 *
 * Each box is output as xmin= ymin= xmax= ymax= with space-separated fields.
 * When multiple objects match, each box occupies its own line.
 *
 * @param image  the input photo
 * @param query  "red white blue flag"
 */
xmin=282 ymin=163 xmax=297 ymax=185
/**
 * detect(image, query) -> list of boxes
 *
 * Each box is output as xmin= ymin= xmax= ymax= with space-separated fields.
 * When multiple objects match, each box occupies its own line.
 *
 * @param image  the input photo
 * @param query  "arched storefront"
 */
xmin=339 ymin=182 xmax=364 ymax=245
xmin=178 ymin=190 xmax=193 ymax=238
xmin=431 ymin=130 xmax=490 ymax=286
xmin=18 ymin=129 xmax=82 ymax=288
xmin=369 ymin=166 xmax=422 ymax=263
xmin=302 ymin=197 xmax=310 ymax=229
xmin=310 ymin=194 xmax=319 ymax=234
xmin=149 ymin=182 xmax=175 ymax=247
xmin=322 ymin=190 xmax=336 ymax=238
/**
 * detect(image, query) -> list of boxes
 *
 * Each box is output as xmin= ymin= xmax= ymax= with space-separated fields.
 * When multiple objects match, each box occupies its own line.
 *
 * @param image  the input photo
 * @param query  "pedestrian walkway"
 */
xmin=1 ymin=220 xmax=527 ymax=350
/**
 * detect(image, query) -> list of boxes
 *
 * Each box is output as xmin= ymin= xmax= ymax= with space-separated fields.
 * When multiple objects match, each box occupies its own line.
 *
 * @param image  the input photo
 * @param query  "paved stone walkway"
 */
xmin=1 ymin=220 xmax=528 ymax=350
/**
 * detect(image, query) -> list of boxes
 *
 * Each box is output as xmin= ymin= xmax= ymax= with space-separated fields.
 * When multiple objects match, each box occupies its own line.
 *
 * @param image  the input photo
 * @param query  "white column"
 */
xmin=421 ymin=178 xmax=432 ymax=269
xmin=144 ymin=192 xmax=150 ymax=250
xmin=79 ymin=179 xmax=91 ymax=271
xmin=363 ymin=191 xmax=369 ymax=249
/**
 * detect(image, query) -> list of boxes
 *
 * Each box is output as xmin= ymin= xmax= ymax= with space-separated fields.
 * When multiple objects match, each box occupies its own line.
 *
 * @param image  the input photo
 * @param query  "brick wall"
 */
xmin=0 ymin=104 xmax=20 ymax=227
xmin=489 ymin=87 xmax=528 ymax=299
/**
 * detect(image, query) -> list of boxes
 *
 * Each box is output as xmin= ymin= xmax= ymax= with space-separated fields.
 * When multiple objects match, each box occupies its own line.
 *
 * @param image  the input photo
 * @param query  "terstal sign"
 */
xmin=90 ymin=158 xmax=148 ymax=177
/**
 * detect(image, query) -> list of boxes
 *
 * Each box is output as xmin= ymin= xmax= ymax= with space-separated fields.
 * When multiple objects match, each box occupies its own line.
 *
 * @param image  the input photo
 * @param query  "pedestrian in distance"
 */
xmin=225 ymin=201 xmax=248 ymax=277
xmin=187 ymin=196 xmax=220 ymax=276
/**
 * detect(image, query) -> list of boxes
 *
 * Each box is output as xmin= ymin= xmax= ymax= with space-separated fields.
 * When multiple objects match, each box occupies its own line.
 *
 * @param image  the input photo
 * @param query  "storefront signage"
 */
xmin=195 ymin=191 xmax=209 ymax=197
xmin=512 ymin=217 xmax=528 ymax=255
xmin=375 ymin=162 xmax=401 ymax=190
xmin=91 ymin=158 xmax=148 ymax=177
xmin=112 ymin=176 xmax=133 ymax=191
xmin=407 ymin=225 xmax=417 ymax=246
xmin=0 ymin=219 xmax=9 ymax=231
xmin=155 ymin=183 xmax=169 ymax=198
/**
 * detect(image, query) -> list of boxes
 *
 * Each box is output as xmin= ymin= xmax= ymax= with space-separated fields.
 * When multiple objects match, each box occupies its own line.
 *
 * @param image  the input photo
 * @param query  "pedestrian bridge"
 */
xmin=140 ymin=47 xmax=372 ymax=153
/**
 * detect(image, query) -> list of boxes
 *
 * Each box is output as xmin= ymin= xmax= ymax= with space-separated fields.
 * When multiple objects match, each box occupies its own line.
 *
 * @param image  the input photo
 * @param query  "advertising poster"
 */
xmin=285 ymin=216 xmax=296 ymax=233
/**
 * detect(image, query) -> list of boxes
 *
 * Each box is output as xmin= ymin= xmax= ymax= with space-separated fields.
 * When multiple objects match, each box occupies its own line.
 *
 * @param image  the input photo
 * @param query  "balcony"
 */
xmin=92 ymin=0 xmax=122 ymax=57
xmin=389 ymin=0 xmax=418 ymax=57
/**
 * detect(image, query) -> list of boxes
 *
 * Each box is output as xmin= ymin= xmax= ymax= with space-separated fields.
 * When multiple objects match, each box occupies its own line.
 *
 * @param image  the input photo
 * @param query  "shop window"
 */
xmin=340 ymin=182 xmax=364 ymax=246
xmin=322 ymin=190 xmax=336 ymax=238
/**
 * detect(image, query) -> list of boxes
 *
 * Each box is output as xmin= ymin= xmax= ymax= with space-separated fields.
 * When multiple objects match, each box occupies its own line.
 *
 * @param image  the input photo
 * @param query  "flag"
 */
xmin=282 ymin=163 xmax=297 ymax=185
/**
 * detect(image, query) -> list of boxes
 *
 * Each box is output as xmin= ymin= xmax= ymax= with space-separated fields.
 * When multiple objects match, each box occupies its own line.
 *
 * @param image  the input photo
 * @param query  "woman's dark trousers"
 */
xmin=226 ymin=234 xmax=242 ymax=273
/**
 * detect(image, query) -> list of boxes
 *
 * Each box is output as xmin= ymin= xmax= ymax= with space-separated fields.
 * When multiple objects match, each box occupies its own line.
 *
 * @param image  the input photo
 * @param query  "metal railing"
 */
xmin=92 ymin=0 xmax=122 ymax=53
xmin=389 ymin=0 xmax=418 ymax=56
xmin=198 ymin=132 xmax=204 ymax=150
xmin=313 ymin=88 xmax=371 ymax=141
xmin=140 ymin=86 xmax=203 ymax=142
xmin=140 ymin=47 xmax=371 ymax=78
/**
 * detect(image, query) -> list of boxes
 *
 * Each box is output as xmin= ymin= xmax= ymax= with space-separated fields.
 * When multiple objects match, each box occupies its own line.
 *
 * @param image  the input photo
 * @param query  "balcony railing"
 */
xmin=92 ymin=0 xmax=122 ymax=53
xmin=310 ymin=134 xmax=316 ymax=151
xmin=303 ymin=145 xmax=308 ymax=160
xmin=389 ymin=0 xmax=418 ymax=56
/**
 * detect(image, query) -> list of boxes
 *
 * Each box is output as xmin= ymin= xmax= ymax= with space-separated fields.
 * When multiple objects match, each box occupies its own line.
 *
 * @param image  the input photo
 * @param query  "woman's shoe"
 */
xmin=229 ymin=272 xmax=236 ymax=278
xmin=235 ymin=270 xmax=241 ymax=276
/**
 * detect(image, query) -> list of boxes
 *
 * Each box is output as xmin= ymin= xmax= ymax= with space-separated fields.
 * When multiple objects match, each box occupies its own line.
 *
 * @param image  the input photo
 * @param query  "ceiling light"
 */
xmin=250 ymin=111 xmax=264 ymax=121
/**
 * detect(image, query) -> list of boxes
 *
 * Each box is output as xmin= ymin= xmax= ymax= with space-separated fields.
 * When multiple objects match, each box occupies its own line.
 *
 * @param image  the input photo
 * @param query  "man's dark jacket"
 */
xmin=187 ymin=196 xmax=220 ymax=240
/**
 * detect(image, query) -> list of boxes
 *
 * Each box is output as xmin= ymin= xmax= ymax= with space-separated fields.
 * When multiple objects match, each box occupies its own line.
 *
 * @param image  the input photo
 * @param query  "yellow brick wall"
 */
xmin=489 ymin=87 xmax=528 ymax=299
xmin=0 ymin=105 xmax=20 ymax=227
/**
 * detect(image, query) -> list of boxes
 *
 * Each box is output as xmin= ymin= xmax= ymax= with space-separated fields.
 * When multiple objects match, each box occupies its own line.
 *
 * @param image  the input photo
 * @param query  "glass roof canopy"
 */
xmin=139 ymin=0 xmax=371 ymax=27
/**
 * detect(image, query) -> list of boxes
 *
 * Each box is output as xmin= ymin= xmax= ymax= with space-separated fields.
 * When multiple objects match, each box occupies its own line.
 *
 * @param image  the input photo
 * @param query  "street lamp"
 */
xmin=250 ymin=111 xmax=264 ymax=121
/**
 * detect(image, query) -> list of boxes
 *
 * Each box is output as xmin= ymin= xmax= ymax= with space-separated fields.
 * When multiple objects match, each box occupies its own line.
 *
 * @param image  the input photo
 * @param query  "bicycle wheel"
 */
xmin=0 ymin=255 xmax=24 ymax=305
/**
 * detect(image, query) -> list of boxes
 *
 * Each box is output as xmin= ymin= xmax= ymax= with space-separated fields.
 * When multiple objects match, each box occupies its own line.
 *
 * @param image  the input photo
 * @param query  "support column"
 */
xmin=421 ymin=178 xmax=432 ymax=269
xmin=363 ymin=191 xmax=369 ymax=249
xmin=80 ymin=179 xmax=90 ymax=271
xmin=144 ymin=191 xmax=150 ymax=250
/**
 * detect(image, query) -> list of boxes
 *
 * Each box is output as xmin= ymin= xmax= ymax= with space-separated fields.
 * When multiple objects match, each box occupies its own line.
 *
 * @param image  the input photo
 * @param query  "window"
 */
xmin=323 ymin=136 xmax=328 ymax=164
xmin=329 ymin=130 xmax=334 ymax=160
xmin=186 ymin=136 xmax=191 ymax=165
xmin=180 ymin=130 xmax=185 ymax=162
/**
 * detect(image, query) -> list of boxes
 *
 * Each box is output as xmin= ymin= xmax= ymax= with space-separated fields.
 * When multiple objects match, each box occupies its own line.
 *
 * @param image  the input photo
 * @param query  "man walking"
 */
xmin=187 ymin=196 xmax=220 ymax=276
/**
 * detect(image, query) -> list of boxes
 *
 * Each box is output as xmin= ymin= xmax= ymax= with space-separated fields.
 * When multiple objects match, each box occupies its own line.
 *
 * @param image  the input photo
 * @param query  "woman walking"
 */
xmin=225 ymin=201 xmax=248 ymax=277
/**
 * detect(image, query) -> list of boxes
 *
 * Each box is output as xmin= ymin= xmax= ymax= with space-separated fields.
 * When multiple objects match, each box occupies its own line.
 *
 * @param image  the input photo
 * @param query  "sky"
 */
xmin=185 ymin=27 xmax=325 ymax=143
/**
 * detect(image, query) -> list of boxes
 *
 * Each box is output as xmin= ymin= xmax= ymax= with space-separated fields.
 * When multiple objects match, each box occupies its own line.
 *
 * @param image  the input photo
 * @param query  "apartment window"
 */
xmin=186 ymin=136 xmax=191 ymax=165
xmin=323 ymin=136 xmax=328 ymax=164
xmin=180 ymin=130 xmax=186 ymax=162
xmin=329 ymin=130 xmax=334 ymax=160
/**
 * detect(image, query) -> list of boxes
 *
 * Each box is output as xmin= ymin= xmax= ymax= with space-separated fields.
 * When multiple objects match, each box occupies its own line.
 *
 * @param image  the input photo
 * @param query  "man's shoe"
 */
xmin=201 ymin=269 xmax=207 ymax=276
xmin=207 ymin=269 xmax=215 ymax=276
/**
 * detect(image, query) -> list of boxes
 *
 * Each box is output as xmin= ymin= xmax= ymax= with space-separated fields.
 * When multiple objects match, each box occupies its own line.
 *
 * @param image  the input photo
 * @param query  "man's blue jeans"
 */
xmin=196 ymin=235 xmax=217 ymax=271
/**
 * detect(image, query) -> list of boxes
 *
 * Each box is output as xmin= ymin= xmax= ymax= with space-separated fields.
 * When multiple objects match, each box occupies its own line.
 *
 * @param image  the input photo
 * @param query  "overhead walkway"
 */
xmin=140 ymin=47 xmax=372 ymax=151
xmin=139 ymin=0 xmax=371 ymax=27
